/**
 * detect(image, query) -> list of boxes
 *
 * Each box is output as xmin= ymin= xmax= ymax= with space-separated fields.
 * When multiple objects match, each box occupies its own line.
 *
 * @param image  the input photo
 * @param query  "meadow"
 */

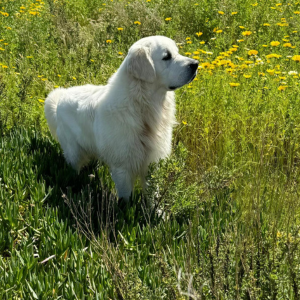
xmin=1 ymin=0 xmax=300 ymax=298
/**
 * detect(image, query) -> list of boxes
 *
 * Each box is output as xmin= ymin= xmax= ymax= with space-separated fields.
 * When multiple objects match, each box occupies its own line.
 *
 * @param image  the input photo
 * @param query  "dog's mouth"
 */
xmin=187 ymin=71 xmax=197 ymax=84
xmin=169 ymin=71 xmax=197 ymax=90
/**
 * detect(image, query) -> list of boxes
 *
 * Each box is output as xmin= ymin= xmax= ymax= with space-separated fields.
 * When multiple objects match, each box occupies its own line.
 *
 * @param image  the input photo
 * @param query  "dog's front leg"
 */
xmin=111 ymin=168 xmax=134 ymax=200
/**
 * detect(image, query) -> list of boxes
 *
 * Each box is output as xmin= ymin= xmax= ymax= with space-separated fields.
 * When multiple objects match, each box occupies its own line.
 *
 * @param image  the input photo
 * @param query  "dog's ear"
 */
xmin=126 ymin=45 xmax=156 ymax=83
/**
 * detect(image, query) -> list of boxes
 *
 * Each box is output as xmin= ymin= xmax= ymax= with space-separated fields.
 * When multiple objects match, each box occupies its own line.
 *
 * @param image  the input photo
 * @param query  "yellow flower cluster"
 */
xmin=0 ymin=11 xmax=9 ymax=17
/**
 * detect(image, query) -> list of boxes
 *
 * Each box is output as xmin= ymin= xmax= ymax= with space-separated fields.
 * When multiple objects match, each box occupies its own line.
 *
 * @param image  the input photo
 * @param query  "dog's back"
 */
xmin=44 ymin=85 xmax=102 ymax=139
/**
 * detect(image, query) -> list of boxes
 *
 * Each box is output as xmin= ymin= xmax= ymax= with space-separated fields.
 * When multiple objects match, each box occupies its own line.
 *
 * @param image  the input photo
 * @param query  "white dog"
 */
xmin=44 ymin=36 xmax=198 ymax=200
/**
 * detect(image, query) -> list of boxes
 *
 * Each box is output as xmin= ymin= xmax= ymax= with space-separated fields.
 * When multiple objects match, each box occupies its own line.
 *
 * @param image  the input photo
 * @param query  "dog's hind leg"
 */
xmin=62 ymin=144 xmax=84 ymax=172
xmin=57 ymin=131 xmax=89 ymax=172
xmin=111 ymin=168 xmax=134 ymax=200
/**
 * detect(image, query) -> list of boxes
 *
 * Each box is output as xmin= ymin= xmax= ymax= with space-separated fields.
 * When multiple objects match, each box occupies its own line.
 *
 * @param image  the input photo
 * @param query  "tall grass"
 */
xmin=1 ymin=0 xmax=300 ymax=298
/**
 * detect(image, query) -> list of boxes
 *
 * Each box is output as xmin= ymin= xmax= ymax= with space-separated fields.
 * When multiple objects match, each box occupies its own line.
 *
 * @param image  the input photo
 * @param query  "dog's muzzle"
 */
xmin=169 ymin=60 xmax=199 ymax=90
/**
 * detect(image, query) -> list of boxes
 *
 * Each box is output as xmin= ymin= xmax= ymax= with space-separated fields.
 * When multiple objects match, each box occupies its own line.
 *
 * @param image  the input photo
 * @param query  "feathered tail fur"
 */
xmin=44 ymin=88 xmax=64 ymax=140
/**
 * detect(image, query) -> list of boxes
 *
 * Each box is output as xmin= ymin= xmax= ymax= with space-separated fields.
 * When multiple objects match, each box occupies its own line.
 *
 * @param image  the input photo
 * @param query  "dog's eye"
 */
xmin=162 ymin=51 xmax=172 ymax=61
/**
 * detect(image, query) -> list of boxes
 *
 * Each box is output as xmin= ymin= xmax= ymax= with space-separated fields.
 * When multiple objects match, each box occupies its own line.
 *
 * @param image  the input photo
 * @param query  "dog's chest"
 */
xmin=140 ymin=119 xmax=155 ymax=150
xmin=139 ymin=105 xmax=166 ymax=153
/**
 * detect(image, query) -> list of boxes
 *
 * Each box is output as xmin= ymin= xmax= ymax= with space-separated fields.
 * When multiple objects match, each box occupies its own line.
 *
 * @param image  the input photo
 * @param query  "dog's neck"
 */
xmin=108 ymin=66 xmax=173 ymax=108
xmin=131 ymin=80 xmax=170 ymax=105
xmin=104 ymin=65 xmax=176 ymax=142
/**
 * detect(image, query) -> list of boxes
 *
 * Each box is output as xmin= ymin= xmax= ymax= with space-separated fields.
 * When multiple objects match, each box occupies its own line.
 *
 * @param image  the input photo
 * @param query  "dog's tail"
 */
xmin=44 ymin=88 xmax=64 ymax=140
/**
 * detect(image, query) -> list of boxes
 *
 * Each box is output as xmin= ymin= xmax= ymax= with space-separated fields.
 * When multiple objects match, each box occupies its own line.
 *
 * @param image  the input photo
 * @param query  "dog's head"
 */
xmin=126 ymin=36 xmax=198 ymax=90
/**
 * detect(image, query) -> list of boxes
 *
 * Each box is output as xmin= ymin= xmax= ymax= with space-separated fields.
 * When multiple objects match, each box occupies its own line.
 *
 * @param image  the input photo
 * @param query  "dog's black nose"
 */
xmin=189 ymin=61 xmax=199 ymax=73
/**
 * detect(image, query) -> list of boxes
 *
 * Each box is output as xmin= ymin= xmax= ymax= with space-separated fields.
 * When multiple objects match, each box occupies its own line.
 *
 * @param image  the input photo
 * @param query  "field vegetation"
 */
xmin=1 ymin=0 xmax=300 ymax=298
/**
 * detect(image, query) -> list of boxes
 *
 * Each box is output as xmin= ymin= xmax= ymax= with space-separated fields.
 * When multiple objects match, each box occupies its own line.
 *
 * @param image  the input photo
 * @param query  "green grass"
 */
xmin=1 ymin=0 xmax=300 ymax=299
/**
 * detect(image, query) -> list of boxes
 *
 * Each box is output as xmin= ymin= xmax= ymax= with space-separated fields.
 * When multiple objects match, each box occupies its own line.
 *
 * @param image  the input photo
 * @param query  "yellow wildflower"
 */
xmin=266 ymin=54 xmax=282 ymax=59
xmin=218 ymin=11 xmax=225 ymax=15
xmin=270 ymin=41 xmax=280 ymax=46
xmin=117 ymin=28 xmax=123 ymax=31
xmin=248 ymin=50 xmax=258 ymax=55
xmin=134 ymin=21 xmax=141 ymax=25
xmin=267 ymin=69 xmax=275 ymax=75
xmin=231 ymin=12 xmax=238 ymax=15
xmin=242 ymin=31 xmax=252 ymax=36
xmin=229 ymin=83 xmax=240 ymax=87
xmin=292 ymin=55 xmax=300 ymax=62
xmin=201 ymin=62 xmax=211 ymax=68
xmin=106 ymin=40 xmax=112 ymax=43
xmin=277 ymin=23 xmax=288 ymax=27
xmin=283 ymin=43 xmax=292 ymax=47
xmin=243 ymin=74 xmax=251 ymax=78
xmin=278 ymin=86 xmax=288 ymax=91
xmin=165 ymin=17 xmax=172 ymax=21
xmin=196 ymin=32 xmax=203 ymax=37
